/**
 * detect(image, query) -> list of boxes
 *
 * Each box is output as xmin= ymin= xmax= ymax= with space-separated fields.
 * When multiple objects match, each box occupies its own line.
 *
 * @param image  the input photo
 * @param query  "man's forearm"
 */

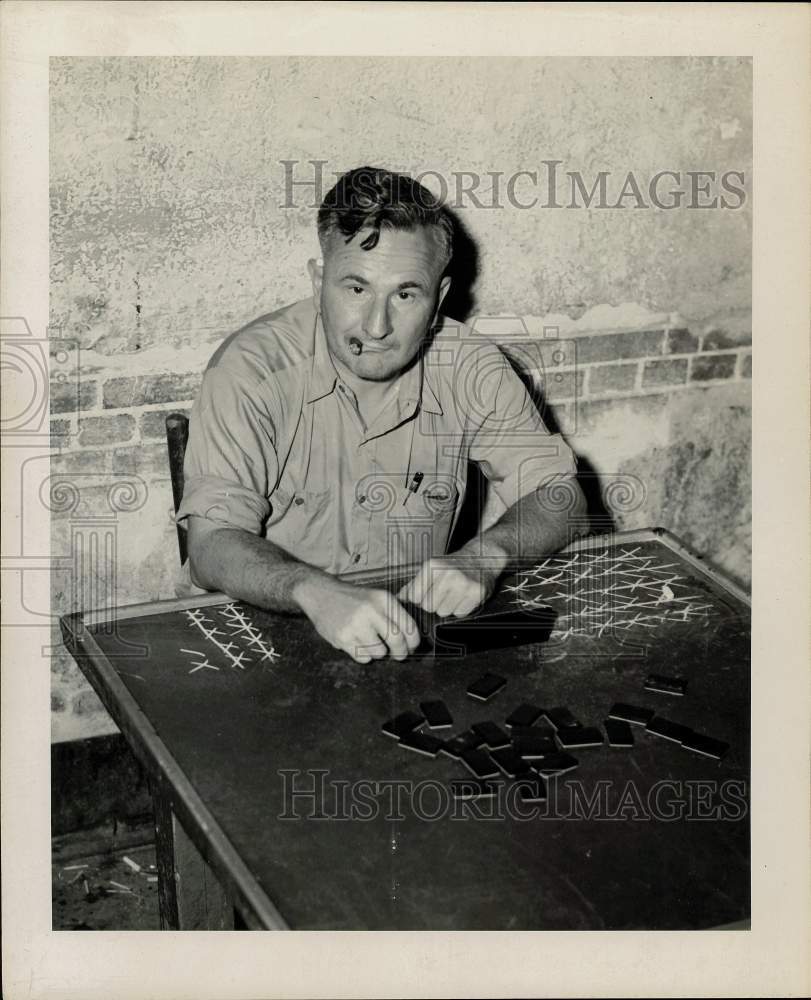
xmin=189 ymin=525 xmax=331 ymax=613
xmin=463 ymin=481 xmax=588 ymax=571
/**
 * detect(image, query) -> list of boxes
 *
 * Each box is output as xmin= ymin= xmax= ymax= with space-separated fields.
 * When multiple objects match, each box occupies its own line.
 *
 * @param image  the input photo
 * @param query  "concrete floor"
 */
xmin=52 ymin=822 xmax=160 ymax=930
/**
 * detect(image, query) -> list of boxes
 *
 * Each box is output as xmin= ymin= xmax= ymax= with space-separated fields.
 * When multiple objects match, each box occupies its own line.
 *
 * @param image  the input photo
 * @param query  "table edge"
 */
xmin=59 ymin=613 xmax=290 ymax=931
xmin=74 ymin=526 xmax=750 ymax=627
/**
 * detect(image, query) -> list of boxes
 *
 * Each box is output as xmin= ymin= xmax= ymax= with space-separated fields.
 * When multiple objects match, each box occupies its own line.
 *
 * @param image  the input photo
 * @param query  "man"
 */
xmin=177 ymin=166 xmax=585 ymax=663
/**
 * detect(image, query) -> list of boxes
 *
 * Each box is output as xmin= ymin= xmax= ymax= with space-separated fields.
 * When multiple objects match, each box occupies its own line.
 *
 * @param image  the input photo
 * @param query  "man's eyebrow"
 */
xmin=338 ymin=274 xmax=428 ymax=292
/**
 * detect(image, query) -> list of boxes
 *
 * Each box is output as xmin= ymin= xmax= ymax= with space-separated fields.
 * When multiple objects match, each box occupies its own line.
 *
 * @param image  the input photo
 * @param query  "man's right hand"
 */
xmin=293 ymin=574 xmax=421 ymax=663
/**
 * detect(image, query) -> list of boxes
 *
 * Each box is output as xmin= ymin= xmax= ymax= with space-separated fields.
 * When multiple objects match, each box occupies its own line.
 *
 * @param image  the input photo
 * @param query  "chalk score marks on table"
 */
xmin=181 ymin=603 xmax=281 ymax=674
xmin=505 ymin=546 xmax=715 ymax=643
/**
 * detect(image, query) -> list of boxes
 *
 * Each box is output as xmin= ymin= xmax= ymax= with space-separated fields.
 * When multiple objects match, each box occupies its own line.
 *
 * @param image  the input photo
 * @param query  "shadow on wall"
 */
xmin=449 ymin=395 xmax=609 ymax=554
xmin=515 ymin=361 xmax=611 ymax=530
xmin=443 ymin=207 xmax=606 ymax=549
xmin=442 ymin=209 xmax=480 ymax=324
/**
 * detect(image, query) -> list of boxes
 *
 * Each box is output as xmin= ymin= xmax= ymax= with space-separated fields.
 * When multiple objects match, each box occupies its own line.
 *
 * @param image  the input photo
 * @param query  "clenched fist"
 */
xmin=294 ymin=575 xmax=420 ymax=663
xmin=397 ymin=554 xmax=502 ymax=618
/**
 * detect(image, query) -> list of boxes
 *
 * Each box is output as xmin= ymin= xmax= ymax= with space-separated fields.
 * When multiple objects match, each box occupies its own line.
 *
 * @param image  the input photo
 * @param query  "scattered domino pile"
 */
xmin=383 ymin=670 xmax=730 ymax=801
xmin=505 ymin=546 xmax=714 ymax=642
xmin=181 ymin=603 xmax=281 ymax=674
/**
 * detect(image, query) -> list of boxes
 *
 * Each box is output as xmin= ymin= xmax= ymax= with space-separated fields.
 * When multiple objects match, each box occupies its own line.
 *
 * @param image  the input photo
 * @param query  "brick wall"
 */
xmin=48 ymin=312 xmax=751 ymax=742
xmin=49 ymin=321 xmax=751 ymax=466
xmin=514 ymin=323 xmax=751 ymax=424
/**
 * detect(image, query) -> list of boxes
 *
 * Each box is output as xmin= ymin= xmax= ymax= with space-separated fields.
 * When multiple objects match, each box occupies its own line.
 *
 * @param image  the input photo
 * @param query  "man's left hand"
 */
xmin=397 ymin=551 xmax=505 ymax=618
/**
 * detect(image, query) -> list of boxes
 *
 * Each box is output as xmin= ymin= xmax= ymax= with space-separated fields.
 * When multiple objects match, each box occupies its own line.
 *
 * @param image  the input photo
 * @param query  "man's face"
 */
xmin=309 ymin=225 xmax=451 ymax=383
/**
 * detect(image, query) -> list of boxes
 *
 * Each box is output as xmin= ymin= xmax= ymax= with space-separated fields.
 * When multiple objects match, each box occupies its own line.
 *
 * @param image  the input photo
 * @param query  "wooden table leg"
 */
xmin=151 ymin=783 xmax=235 ymax=930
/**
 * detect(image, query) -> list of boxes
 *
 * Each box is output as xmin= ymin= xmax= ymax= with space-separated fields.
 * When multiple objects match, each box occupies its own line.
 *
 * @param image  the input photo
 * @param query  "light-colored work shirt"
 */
xmin=176 ymin=297 xmax=577 ymax=585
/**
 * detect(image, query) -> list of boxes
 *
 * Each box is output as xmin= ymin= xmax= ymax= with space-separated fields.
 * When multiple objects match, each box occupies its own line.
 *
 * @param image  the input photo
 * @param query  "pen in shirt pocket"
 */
xmin=403 ymin=471 xmax=424 ymax=505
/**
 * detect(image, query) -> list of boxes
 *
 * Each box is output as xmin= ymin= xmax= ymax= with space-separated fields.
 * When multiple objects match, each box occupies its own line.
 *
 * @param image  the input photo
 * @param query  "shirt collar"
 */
xmin=401 ymin=352 xmax=443 ymax=415
xmin=306 ymin=311 xmax=338 ymax=403
xmin=306 ymin=311 xmax=443 ymax=415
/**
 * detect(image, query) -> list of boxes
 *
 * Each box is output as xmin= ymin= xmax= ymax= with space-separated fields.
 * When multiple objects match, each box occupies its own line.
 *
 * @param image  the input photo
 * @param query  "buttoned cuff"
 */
xmin=488 ymin=447 xmax=578 ymax=511
xmin=176 ymin=475 xmax=271 ymax=535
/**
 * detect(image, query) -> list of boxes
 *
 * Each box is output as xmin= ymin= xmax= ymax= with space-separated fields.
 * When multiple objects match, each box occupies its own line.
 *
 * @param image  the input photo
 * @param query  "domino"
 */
xmin=645 ymin=717 xmax=693 ymax=744
xmin=554 ymin=726 xmax=604 ymax=750
xmin=505 ymin=703 xmax=544 ymax=728
xmin=543 ymin=706 xmax=581 ymax=731
xmin=460 ymin=748 xmax=500 ymax=779
xmin=604 ymin=718 xmax=635 ymax=748
xmin=680 ymin=731 xmax=730 ymax=760
xmin=419 ymin=699 xmax=454 ymax=730
xmin=644 ymin=674 xmax=687 ymax=696
xmin=467 ymin=673 xmax=507 ymax=702
xmin=608 ymin=703 xmax=655 ymax=727
xmin=533 ymin=753 xmax=579 ymax=775
xmin=509 ymin=723 xmax=556 ymax=740
xmin=512 ymin=731 xmax=557 ymax=759
xmin=471 ymin=721 xmax=512 ymax=750
xmin=398 ymin=731 xmax=445 ymax=757
xmin=516 ymin=777 xmax=549 ymax=804
xmin=436 ymin=606 xmax=555 ymax=654
xmin=440 ymin=730 xmax=486 ymax=759
xmin=381 ymin=710 xmax=424 ymax=739
xmin=489 ymin=746 xmax=533 ymax=779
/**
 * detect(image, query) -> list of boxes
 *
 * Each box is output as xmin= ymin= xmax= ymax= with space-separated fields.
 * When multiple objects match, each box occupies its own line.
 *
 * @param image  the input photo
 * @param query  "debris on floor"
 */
xmin=52 ymin=829 xmax=160 ymax=930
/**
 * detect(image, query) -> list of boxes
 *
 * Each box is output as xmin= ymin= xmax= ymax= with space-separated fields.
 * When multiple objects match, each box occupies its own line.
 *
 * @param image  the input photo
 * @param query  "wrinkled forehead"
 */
xmin=322 ymin=225 xmax=446 ymax=283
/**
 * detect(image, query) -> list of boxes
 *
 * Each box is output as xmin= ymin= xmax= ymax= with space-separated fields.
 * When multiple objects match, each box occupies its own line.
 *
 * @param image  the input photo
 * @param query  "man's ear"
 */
xmin=307 ymin=257 xmax=324 ymax=307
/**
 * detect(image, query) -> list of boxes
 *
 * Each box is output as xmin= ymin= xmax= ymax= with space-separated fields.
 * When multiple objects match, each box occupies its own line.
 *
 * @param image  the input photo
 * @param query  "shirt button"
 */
xmin=338 ymin=384 xmax=346 ymax=394
xmin=294 ymin=497 xmax=305 ymax=506
xmin=358 ymin=495 xmax=366 ymax=504
xmin=352 ymin=553 xmax=361 ymax=563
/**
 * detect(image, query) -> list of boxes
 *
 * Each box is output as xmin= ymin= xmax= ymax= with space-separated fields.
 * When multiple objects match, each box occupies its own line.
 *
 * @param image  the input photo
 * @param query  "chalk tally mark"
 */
xmin=510 ymin=546 xmax=713 ymax=642
xmin=182 ymin=604 xmax=281 ymax=673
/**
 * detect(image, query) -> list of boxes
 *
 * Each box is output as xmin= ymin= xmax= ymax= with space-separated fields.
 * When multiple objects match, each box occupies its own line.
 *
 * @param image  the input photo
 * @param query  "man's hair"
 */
xmin=317 ymin=166 xmax=454 ymax=270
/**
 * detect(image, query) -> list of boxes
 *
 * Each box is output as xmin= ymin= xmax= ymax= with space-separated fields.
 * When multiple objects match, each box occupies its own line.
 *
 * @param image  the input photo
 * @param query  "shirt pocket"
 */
xmin=383 ymin=477 xmax=461 ymax=564
xmin=266 ymin=484 xmax=333 ymax=568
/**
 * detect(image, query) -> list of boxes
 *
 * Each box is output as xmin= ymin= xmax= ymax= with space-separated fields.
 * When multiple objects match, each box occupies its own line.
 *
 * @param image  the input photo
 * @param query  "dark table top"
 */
xmin=62 ymin=528 xmax=750 ymax=930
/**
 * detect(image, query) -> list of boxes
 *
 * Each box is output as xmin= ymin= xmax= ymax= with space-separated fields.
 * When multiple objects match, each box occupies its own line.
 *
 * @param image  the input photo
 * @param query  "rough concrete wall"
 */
xmin=50 ymin=57 xmax=751 ymax=348
xmin=49 ymin=57 xmax=751 ymax=742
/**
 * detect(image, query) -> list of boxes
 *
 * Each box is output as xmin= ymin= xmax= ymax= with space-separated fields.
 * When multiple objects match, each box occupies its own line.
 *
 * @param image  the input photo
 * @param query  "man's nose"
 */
xmin=362 ymin=296 xmax=392 ymax=340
